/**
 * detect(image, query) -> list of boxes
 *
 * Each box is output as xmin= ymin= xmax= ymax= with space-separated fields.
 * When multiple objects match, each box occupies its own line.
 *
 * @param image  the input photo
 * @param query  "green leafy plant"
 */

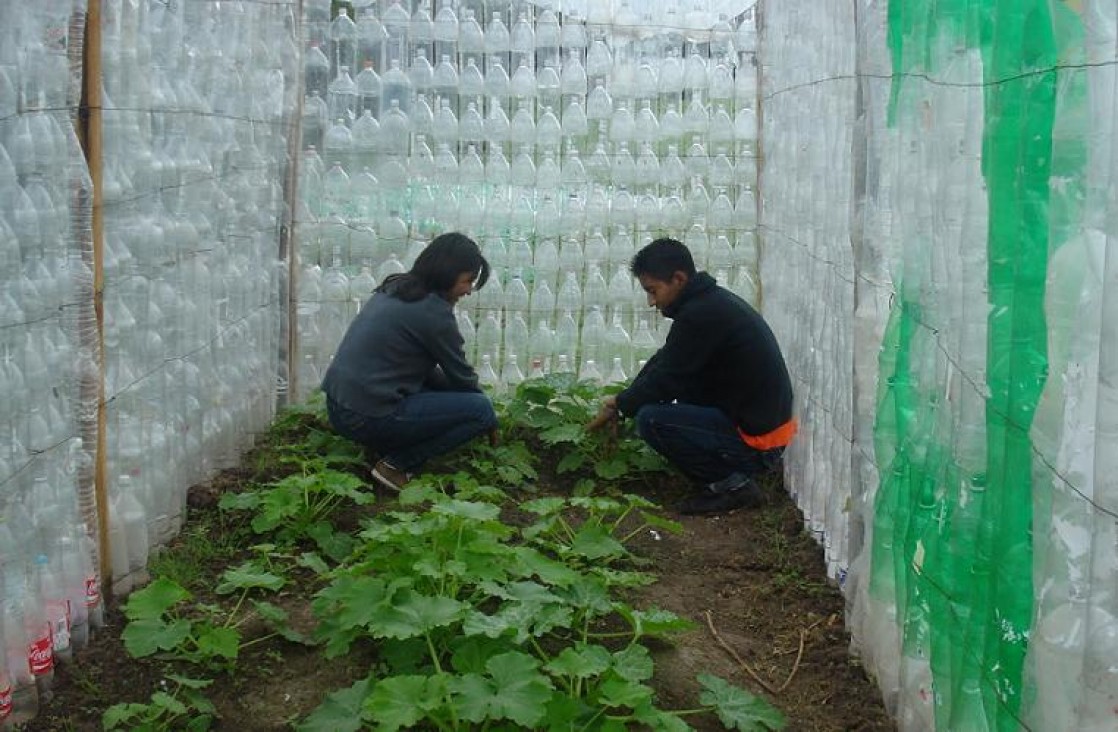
xmin=300 ymin=488 xmax=779 ymax=731
xmin=520 ymin=494 xmax=684 ymax=565
xmin=121 ymin=559 xmax=302 ymax=673
xmin=102 ymin=675 xmax=216 ymax=731
xmin=503 ymin=376 xmax=668 ymax=492
xmin=219 ymin=467 xmax=374 ymax=562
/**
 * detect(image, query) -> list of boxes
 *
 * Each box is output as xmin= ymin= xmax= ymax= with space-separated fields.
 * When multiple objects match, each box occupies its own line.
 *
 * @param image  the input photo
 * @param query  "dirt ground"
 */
xmin=31 ymin=454 xmax=894 ymax=732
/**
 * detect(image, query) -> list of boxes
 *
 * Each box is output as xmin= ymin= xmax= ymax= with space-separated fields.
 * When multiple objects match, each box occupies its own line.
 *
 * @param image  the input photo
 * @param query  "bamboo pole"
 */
xmin=76 ymin=0 xmax=111 ymax=591
xmin=282 ymin=0 xmax=306 ymax=408
xmin=753 ymin=2 xmax=765 ymax=312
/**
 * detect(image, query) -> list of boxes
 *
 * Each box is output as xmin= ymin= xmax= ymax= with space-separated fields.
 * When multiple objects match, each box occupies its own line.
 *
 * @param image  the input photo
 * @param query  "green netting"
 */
xmin=875 ymin=1 xmax=1067 ymax=728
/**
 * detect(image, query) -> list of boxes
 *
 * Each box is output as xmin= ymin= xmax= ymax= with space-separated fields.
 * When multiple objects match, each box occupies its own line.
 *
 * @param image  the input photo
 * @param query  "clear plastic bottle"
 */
xmin=0 ymin=644 xmax=11 ymax=726
xmin=458 ymin=9 xmax=485 ymax=58
xmin=477 ymin=354 xmax=500 ymax=392
xmin=355 ymin=61 xmax=381 ymax=115
xmin=329 ymin=8 xmax=358 ymax=78
xmin=456 ymin=307 xmax=476 ymax=360
xmin=561 ymin=97 xmax=589 ymax=140
xmin=501 ymin=353 xmax=526 ymax=391
xmin=484 ymin=96 xmax=511 ymax=143
xmin=560 ymin=50 xmax=588 ymax=97
xmin=433 ymin=54 xmax=459 ymax=108
xmin=683 ymin=43 xmax=708 ymax=93
xmin=579 ymin=358 xmax=603 ymax=385
xmin=735 ymin=105 xmax=759 ymax=151
xmin=379 ymin=210 xmax=408 ymax=261
xmin=381 ymin=0 xmax=411 ymax=66
xmin=528 ymin=318 xmax=555 ymax=373
xmin=533 ymin=237 xmax=561 ymax=290
xmin=606 ymin=357 xmax=628 ymax=385
xmin=684 ymin=96 xmax=709 ymax=138
xmin=410 ymin=0 xmax=434 ymax=53
xmin=357 ymin=8 xmax=388 ymax=72
xmin=459 ymin=143 xmax=485 ymax=184
xmin=432 ymin=2 xmax=458 ymax=59
xmin=554 ymin=353 xmax=574 ymax=375
xmin=23 ymin=578 xmax=53 ymax=702
xmin=586 ymin=79 xmax=612 ymax=120
xmin=402 ymin=92 xmax=430 ymax=137
xmin=555 ymin=309 xmax=580 ymax=362
xmin=485 ymin=59 xmax=510 ymax=98
xmin=510 ymin=146 xmax=537 ymax=188
xmin=509 ymin=59 xmax=537 ymax=100
xmin=379 ymin=58 xmax=413 ymax=116
xmin=32 ymin=554 xmax=70 ymax=666
xmin=605 ymin=312 xmax=633 ymax=375
xmin=537 ymin=59 xmax=562 ymax=112
xmin=459 ymin=57 xmax=485 ymax=100
xmin=632 ymin=316 xmax=658 ymax=365
xmin=408 ymin=48 xmax=434 ymax=95
xmin=2 ymin=580 xmax=38 ymax=724
xmin=586 ymin=34 xmax=612 ymax=79
xmin=476 ymin=311 xmax=503 ymax=365
xmin=304 ymin=40 xmax=331 ymax=99
xmin=485 ymin=11 xmax=510 ymax=55
xmin=510 ymin=101 xmax=536 ymax=146
xmin=537 ymin=106 xmax=562 ymax=148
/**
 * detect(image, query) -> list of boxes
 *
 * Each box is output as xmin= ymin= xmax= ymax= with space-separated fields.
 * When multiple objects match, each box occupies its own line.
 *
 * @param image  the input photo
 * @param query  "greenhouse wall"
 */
xmin=2 ymin=0 xmax=297 ymax=708
xmin=761 ymin=1 xmax=1118 ymax=730
xmin=3 ymin=0 xmax=1118 ymax=730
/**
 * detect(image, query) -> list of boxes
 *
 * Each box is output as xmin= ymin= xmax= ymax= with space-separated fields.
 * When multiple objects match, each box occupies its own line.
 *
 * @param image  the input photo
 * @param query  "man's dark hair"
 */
xmin=379 ymin=232 xmax=490 ymax=302
xmin=629 ymin=238 xmax=696 ymax=282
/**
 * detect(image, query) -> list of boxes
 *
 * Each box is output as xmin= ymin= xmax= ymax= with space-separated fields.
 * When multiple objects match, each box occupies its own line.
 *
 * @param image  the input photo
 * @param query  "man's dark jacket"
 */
xmin=615 ymin=271 xmax=794 ymax=437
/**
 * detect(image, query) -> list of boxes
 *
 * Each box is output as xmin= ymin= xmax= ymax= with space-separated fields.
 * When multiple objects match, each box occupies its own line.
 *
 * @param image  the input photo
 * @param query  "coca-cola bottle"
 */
xmin=1 ymin=582 xmax=37 ymax=725
xmin=23 ymin=582 xmax=53 ymax=702
xmin=33 ymin=555 xmax=70 ymax=666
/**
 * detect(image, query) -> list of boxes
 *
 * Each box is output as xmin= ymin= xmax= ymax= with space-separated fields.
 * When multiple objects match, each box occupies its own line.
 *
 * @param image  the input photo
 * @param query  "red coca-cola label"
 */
xmin=85 ymin=576 xmax=102 ymax=607
xmin=28 ymin=634 xmax=54 ymax=675
xmin=0 ymin=675 xmax=12 ymax=717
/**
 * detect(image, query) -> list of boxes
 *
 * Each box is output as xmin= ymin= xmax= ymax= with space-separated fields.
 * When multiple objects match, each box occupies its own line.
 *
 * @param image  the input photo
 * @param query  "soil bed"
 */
xmin=33 ymin=423 xmax=893 ymax=732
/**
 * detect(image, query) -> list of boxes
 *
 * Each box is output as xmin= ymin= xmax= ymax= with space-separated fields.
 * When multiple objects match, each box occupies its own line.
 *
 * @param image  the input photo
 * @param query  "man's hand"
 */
xmin=488 ymin=427 xmax=500 ymax=447
xmin=586 ymin=396 xmax=620 ymax=434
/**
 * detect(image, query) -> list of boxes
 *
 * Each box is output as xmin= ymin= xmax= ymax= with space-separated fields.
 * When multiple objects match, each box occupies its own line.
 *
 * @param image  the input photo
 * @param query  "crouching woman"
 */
xmin=322 ymin=232 xmax=498 ymax=491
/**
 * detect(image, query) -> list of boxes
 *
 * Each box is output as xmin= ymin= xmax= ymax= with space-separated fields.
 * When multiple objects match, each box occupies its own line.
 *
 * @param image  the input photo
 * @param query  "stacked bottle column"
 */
xmin=757 ymin=0 xmax=1118 ymax=730
xmin=96 ymin=0 xmax=295 ymax=593
xmin=292 ymin=1 xmax=763 ymax=397
xmin=0 ymin=1 xmax=108 ymax=724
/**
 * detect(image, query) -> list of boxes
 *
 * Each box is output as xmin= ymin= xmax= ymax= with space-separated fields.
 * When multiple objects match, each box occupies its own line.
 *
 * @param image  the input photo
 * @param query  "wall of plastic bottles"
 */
xmin=1 ymin=0 xmax=297 ymax=722
xmin=291 ymin=0 xmax=762 ymax=399
xmin=762 ymin=1 xmax=1118 ymax=730
xmin=6 ymin=0 xmax=1118 ymax=729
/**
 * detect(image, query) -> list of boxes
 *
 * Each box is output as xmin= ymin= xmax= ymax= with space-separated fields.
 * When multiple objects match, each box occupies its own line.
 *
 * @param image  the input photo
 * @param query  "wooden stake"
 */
xmin=76 ymin=0 xmax=111 ymax=592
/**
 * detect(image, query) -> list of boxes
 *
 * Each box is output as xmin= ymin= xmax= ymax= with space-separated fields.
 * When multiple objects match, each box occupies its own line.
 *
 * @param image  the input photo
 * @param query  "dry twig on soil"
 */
xmin=703 ymin=610 xmax=779 ymax=695
xmin=777 ymin=616 xmax=826 ymax=692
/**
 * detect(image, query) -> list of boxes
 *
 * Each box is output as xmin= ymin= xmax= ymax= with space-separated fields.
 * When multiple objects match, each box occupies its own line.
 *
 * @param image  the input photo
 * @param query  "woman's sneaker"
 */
xmin=372 ymin=459 xmax=411 ymax=492
xmin=679 ymin=475 xmax=763 ymax=515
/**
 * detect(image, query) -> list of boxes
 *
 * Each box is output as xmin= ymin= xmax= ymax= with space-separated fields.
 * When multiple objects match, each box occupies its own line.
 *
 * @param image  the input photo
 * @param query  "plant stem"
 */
xmin=225 ymin=589 xmax=250 ymax=628
xmin=239 ymin=632 xmax=278 ymax=649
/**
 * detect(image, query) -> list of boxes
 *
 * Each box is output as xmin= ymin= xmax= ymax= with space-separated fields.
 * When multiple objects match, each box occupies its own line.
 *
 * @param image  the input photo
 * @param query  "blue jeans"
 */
xmin=634 ymin=403 xmax=783 ymax=484
xmin=327 ymin=392 xmax=497 ymax=472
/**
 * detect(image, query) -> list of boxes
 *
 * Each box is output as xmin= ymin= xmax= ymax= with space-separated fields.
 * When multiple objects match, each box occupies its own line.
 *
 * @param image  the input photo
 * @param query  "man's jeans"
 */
xmin=327 ymin=391 xmax=497 ymax=472
xmin=634 ymin=403 xmax=783 ymax=484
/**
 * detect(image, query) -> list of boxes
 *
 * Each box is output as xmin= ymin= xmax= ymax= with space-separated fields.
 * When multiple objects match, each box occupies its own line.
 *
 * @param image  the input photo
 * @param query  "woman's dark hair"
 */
xmin=629 ymin=238 xmax=696 ymax=282
xmin=378 ymin=232 xmax=490 ymax=302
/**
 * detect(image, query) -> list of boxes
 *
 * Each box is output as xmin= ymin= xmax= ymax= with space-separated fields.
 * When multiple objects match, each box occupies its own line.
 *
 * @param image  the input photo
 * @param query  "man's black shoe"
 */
xmin=707 ymin=471 xmax=750 ymax=493
xmin=679 ymin=477 xmax=763 ymax=516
